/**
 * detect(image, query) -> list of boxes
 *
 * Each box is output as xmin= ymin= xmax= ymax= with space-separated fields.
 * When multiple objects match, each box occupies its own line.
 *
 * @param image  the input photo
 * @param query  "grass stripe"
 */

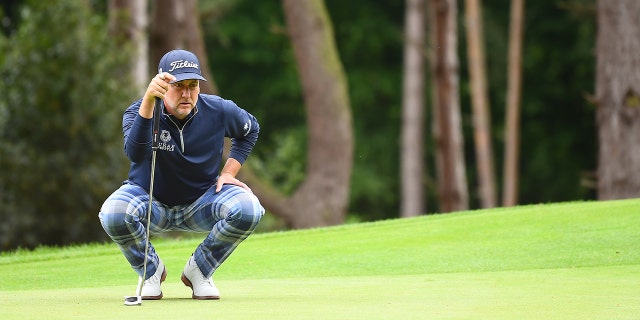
xmin=2 ymin=267 xmax=639 ymax=320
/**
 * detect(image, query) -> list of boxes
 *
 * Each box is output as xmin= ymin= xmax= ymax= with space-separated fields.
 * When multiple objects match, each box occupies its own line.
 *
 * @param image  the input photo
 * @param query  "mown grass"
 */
xmin=1 ymin=199 xmax=639 ymax=319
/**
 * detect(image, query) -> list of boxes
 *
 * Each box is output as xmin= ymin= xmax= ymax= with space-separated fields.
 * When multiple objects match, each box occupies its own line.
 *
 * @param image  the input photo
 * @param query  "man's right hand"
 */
xmin=139 ymin=72 xmax=175 ymax=119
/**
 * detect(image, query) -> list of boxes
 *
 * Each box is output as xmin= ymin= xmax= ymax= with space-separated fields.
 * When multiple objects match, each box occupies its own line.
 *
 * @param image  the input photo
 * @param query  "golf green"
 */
xmin=1 ymin=199 xmax=639 ymax=319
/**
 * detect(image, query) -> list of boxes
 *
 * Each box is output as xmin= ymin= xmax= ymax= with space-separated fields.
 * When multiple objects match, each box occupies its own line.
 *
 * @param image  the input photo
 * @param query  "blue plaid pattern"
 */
xmin=99 ymin=183 xmax=264 ymax=279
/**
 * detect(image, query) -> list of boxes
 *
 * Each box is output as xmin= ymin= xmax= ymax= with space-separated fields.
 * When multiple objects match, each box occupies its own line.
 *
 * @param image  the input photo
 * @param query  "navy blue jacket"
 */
xmin=122 ymin=95 xmax=259 ymax=206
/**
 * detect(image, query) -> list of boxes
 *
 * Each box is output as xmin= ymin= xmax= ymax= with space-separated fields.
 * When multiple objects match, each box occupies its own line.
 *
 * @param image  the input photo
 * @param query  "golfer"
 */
xmin=99 ymin=49 xmax=264 ymax=300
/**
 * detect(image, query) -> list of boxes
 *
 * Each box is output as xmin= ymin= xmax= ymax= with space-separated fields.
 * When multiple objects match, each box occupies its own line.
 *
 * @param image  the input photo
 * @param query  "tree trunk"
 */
xmin=596 ymin=0 xmax=640 ymax=199
xmin=149 ymin=0 xmax=218 ymax=94
xmin=502 ymin=0 xmax=525 ymax=207
xmin=277 ymin=0 xmax=354 ymax=227
xmin=401 ymin=0 xmax=426 ymax=218
xmin=464 ymin=0 xmax=496 ymax=208
xmin=147 ymin=0 xmax=353 ymax=228
xmin=108 ymin=0 xmax=148 ymax=94
xmin=429 ymin=0 xmax=469 ymax=212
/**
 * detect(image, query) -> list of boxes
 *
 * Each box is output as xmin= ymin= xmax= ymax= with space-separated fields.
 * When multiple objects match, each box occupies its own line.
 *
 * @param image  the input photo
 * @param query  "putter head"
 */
xmin=124 ymin=295 xmax=142 ymax=306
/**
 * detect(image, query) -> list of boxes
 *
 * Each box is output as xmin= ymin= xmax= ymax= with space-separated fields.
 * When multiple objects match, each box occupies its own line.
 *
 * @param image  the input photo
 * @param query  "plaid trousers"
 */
xmin=99 ymin=182 xmax=264 ymax=279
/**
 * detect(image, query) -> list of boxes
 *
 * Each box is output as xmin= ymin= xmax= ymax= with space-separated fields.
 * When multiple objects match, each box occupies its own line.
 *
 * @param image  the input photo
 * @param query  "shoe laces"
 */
xmin=144 ymin=271 xmax=162 ymax=285
xmin=187 ymin=257 xmax=213 ymax=287
xmin=195 ymin=272 xmax=214 ymax=287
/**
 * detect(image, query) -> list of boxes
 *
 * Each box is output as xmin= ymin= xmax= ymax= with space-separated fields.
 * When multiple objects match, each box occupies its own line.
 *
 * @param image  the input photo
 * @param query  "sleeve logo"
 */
xmin=243 ymin=121 xmax=251 ymax=136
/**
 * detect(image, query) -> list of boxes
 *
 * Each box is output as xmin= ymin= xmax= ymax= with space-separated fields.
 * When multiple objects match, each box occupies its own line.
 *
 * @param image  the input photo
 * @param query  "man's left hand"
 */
xmin=216 ymin=172 xmax=252 ymax=193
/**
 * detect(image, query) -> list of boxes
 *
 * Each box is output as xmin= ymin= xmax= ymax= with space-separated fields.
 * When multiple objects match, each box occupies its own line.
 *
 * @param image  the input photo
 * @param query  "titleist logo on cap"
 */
xmin=169 ymin=60 xmax=199 ymax=72
xmin=158 ymin=49 xmax=207 ymax=81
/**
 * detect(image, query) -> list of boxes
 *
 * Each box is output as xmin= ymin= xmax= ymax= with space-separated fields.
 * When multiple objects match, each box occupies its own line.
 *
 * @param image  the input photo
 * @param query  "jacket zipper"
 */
xmin=165 ymin=107 xmax=197 ymax=153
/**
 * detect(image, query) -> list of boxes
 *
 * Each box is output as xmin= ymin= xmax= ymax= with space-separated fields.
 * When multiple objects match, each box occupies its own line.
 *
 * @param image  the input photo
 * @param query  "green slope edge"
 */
xmin=0 ymin=199 xmax=638 ymax=291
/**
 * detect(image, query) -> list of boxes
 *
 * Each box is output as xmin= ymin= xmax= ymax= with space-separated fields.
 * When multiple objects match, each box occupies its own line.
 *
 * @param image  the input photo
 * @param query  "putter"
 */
xmin=124 ymin=96 xmax=163 ymax=306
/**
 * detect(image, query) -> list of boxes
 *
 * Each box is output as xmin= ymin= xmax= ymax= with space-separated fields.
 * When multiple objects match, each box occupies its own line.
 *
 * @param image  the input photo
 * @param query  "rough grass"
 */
xmin=1 ymin=199 xmax=639 ymax=319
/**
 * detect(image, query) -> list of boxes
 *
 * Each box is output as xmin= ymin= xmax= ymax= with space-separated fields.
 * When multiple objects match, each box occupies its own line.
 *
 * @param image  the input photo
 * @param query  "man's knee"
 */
xmin=228 ymin=192 xmax=264 ymax=230
xmin=99 ymin=198 xmax=138 ymax=236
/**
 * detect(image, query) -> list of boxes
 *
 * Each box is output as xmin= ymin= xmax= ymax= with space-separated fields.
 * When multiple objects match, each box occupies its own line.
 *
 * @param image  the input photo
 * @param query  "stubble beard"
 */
xmin=169 ymin=100 xmax=195 ymax=119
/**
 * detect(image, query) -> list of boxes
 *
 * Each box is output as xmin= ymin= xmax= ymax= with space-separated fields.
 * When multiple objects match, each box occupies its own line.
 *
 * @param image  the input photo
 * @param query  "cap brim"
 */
xmin=170 ymin=73 xmax=207 ymax=83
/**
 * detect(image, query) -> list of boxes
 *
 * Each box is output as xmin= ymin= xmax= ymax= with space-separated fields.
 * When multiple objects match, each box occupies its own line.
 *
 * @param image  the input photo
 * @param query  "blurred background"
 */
xmin=1 ymin=0 xmax=636 ymax=251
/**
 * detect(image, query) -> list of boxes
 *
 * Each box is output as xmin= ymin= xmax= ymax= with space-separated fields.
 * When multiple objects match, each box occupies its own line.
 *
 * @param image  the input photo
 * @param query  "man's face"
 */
xmin=164 ymin=79 xmax=200 ymax=120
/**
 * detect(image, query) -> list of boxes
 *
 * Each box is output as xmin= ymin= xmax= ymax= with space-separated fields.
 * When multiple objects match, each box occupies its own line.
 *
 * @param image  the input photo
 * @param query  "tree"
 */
xmin=144 ymin=0 xmax=353 ymax=228
xmin=429 ymin=0 xmax=469 ymax=212
xmin=502 ymin=0 xmax=525 ymax=207
xmin=0 ymin=0 xmax=132 ymax=250
xmin=401 ymin=0 xmax=426 ymax=217
xmin=108 ymin=0 xmax=148 ymax=94
xmin=206 ymin=0 xmax=599 ymax=219
xmin=149 ymin=0 xmax=218 ymax=94
xmin=595 ymin=0 xmax=640 ymax=199
xmin=256 ymin=0 xmax=354 ymax=227
xmin=464 ymin=0 xmax=496 ymax=208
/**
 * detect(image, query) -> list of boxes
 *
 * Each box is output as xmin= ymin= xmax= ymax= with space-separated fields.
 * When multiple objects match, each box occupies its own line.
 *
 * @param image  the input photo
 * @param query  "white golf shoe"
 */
xmin=181 ymin=255 xmax=220 ymax=300
xmin=141 ymin=258 xmax=167 ymax=300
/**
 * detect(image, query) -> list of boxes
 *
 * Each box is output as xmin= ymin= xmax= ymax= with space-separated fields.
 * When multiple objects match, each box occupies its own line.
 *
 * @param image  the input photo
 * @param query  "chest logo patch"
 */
xmin=158 ymin=130 xmax=175 ymax=152
xmin=160 ymin=130 xmax=171 ymax=143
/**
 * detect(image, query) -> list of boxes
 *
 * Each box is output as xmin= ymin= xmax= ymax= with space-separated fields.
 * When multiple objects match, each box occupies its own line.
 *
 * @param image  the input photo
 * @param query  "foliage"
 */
xmin=327 ymin=0 xmax=406 ymax=219
xmin=0 ymin=13 xmax=7 ymax=133
xmin=247 ymin=128 xmax=307 ymax=195
xmin=205 ymin=0 xmax=407 ymax=220
xmin=516 ymin=1 xmax=597 ymax=203
xmin=0 ymin=0 xmax=134 ymax=250
xmin=0 ymin=0 xmax=603 ymax=249
xmin=205 ymin=0 xmax=598 ymax=218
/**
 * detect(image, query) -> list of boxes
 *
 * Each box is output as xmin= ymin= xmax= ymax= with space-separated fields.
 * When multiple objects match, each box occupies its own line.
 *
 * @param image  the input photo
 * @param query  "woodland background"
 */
xmin=1 ymin=0 xmax=637 ymax=251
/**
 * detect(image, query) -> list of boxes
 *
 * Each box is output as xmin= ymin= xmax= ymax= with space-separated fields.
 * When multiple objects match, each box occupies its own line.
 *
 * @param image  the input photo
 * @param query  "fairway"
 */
xmin=1 ymin=199 xmax=639 ymax=319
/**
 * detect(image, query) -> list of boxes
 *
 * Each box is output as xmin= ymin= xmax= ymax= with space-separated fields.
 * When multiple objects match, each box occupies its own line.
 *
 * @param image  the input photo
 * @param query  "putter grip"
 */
xmin=152 ymin=97 xmax=162 ymax=150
